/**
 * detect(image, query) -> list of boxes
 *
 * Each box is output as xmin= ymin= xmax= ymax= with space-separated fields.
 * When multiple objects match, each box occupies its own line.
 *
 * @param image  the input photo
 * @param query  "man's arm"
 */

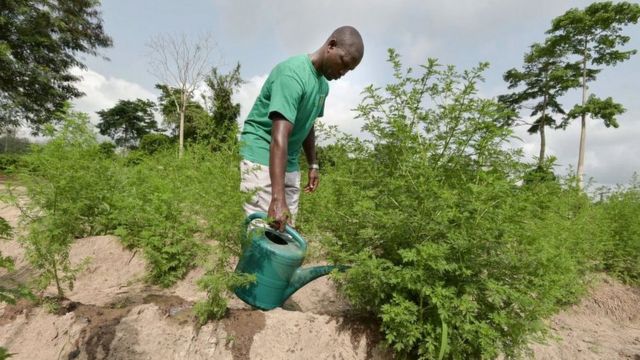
xmin=303 ymin=125 xmax=319 ymax=193
xmin=269 ymin=114 xmax=293 ymax=231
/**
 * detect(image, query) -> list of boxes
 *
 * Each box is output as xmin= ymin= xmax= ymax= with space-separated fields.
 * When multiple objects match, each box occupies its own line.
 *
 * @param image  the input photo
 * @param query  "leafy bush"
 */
xmin=0 ymin=215 xmax=32 ymax=359
xmin=300 ymin=50 xmax=608 ymax=359
xmin=165 ymin=144 xmax=253 ymax=319
xmin=0 ymin=154 xmax=22 ymax=173
xmin=598 ymin=176 xmax=640 ymax=285
xmin=10 ymin=108 xmax=249 ymax=311
xmin=0 ymin=346 xmax=14 ymax=360
xmin=98 ymin=141 xmax=116 ymax=157
xmin=108 ymin=149 xmax=207 ymax=287
xmin=13 ymin=111 xmax=116 ymax=298
xmin=1 ymin=202 xmax=35 ymax=360
xmin=139 ymin=133 xmax=173 ymax=155
xmin=0 ymin=68 xmax=247 ymax=322
xmin=105 ymin=142 xmax=250 ymax=292
xmin=193 ymin=254 xmax=254 ymax=325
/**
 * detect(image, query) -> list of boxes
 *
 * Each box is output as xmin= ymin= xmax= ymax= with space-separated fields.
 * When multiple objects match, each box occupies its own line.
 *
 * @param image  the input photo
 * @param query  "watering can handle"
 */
xmin=245 ymin=212 xmax=308 ymax=252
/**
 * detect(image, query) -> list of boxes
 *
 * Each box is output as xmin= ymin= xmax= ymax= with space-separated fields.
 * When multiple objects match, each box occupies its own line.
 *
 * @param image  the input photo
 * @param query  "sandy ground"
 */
xmin=530 ymin=275 xmax=640 ymax=359
xmin=1 ymin=197 xmax=640 ymax=359
xmin=0 ymin=234 xmax=387 ymax=360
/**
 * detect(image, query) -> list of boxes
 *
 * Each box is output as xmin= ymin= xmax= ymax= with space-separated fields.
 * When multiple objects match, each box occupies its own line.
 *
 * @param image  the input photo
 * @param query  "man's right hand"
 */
xmin=267 ymin=197 xmax=291 ymax=232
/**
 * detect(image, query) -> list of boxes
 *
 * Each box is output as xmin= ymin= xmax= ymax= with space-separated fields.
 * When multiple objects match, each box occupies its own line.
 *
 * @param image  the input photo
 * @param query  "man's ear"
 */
xmin=327 ymin=38 xmax=337 ymax=49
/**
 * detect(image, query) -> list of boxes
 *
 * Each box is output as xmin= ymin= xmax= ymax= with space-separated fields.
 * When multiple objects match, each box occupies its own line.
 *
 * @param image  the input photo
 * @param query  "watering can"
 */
xmin=233 ymin=212 xmax=344 ymax=310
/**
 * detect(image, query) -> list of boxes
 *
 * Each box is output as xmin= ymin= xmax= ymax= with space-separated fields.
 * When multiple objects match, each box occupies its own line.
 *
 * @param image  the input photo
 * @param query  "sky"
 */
xmin=68 ymin=0 xmax=640 ymax=189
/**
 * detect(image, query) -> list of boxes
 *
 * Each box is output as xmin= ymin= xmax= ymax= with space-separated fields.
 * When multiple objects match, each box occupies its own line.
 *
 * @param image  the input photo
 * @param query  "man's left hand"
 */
xmin=304 ymin=168 xmax=319 ymax=193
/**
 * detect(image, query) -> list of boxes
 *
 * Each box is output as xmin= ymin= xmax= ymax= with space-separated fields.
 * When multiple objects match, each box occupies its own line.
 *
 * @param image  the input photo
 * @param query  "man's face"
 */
xmin=323 ymin=44 xmax=360 ymax=81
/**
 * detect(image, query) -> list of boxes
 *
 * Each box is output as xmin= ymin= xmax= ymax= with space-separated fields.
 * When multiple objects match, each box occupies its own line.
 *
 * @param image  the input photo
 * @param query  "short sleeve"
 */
xmin=268 ymin=75 xmax=303 ymax=124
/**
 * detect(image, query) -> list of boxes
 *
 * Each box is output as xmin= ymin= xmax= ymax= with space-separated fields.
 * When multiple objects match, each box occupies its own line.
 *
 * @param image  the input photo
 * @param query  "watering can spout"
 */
xmin=283 ymin=265 xmax=347 ymax=301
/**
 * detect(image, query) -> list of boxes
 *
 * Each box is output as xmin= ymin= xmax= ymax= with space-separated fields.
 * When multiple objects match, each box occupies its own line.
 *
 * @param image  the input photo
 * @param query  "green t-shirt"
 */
xmin=240 ymin=54 xmax=329 ymax=172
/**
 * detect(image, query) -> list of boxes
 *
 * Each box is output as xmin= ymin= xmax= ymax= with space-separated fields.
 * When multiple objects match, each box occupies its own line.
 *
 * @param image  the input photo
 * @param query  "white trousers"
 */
xmin=240 ymin=159 xmax=301 ymax=224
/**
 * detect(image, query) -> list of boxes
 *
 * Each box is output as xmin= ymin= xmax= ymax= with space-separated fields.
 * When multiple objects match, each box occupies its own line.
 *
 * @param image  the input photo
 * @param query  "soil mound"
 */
xmin=531 ymin=276 xmax=640 ymax=359
xmin=1 ymin=197 xmax=639 ymax=359
xmin=1 ymin=232 xmax=388 ymax=359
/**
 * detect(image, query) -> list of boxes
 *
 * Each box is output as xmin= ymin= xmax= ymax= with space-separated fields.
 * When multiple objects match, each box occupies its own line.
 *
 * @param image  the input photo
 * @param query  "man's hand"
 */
xmin=268 ymin=197 xmax=291 ymax=232
xmin=304 ymin=168 xmax=319 ymax=193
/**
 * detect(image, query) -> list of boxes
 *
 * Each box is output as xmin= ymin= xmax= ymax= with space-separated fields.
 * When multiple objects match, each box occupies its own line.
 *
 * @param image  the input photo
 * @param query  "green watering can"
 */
xmin=233 ymin=212 xmax=344 ymax=310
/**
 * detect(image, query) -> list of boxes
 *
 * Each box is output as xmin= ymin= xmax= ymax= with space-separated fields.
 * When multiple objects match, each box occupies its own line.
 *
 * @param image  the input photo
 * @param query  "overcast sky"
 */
xmin=70 ymin=0 xmax=640 ymax=188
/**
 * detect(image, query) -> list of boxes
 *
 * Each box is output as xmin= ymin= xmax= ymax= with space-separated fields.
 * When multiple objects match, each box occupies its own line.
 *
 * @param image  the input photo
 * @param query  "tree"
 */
xmin=202 ymin=63 xmax=244 ymax=149
xmin=147 ymin=33 xmax=216 ymax=158
xmin=545 ymin=1 xmax=640 ymax=188
xmin=0 ymin=0 xmax=112 ymax=132
xmin=155 ymin=84 xmax=210 ymax=143
xmin=499 ymin=42 xmax=581 ymax=168
xmin=96 ymin=99 xmax=159 ymax=149
xmin=139 ymin=133 xmax=172 ymax=155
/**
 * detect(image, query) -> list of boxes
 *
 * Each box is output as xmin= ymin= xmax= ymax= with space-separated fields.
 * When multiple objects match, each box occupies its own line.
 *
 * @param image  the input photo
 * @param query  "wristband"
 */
xmin=309 ymin=163 xmax=320 ymax=170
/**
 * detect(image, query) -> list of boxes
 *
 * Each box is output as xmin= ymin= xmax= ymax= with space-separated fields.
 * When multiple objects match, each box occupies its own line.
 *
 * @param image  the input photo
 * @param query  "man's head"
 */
xmin=319 ymin=26 xmax=364 ymax=81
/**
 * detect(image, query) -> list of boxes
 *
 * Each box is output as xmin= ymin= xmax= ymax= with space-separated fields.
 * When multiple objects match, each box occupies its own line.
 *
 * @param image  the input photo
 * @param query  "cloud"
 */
xmin=215 ymin=0 xmax=595 ymax=63
xmin=319 ymin=79 xmax=366 ymax=138
xmin=234 ymin=74 xmax=268 ymax=130
xmin=509 ymin=109 xmax=640 ymax=187
xmin=71 ymin=67 xmax=157 ymax=124
xmin=12 ymin=68 xmax=157 ymax=139
xmin=234 ymin=65 xmax=638 ymax=188
xmin=76 ymin=0 xmax=637 ymax=189
xmin=233 ymin=74 xmax=366 ymax=141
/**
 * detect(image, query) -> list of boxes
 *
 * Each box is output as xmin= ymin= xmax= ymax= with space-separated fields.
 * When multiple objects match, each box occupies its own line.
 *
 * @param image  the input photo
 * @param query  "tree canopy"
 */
xmin=202 ymin=63 xmax=243 ymax=149
xmin=155 ymin=84 xmax=209 ymax=143
xmin=96 ymin=99 xmax=159 ymax=149
xmin=0 ymin=0 xmax=112 ymax=132
xmin=500 ymin=42 xmax=581 ymax=167
xmin=155 ymin=63 xmax=243 ymax=150
xmin=546 ymin=1 xmax=640 ymax=188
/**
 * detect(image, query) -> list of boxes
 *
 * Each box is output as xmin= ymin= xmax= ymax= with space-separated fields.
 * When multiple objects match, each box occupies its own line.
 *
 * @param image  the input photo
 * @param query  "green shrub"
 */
xmin=1 ymin=216 xmax=33 ymax=360
xmin=109 ymin=152 xmax=207 ymax=286
xmin=598 ymin=176 xmax=640 ymax=285
xmin=0 ymin=346 xmax=14 ymax=359
xmin=139 ymin=133 xmax=173 ymax=155
xmin=176 ymin=144 xmax=254 ymax=321
xmin=5 ymin=110 xmax=249 ymax=313
xmin=122 ymin=149 xmax=147 ymax=166
xmin=0 ymin=154 xmax=22 ymax=173
xmin=193 ymin=256 xmax=254 ymax=325
xmin=14 ymin=111 xmax=115 ymax=298
xmin=299 ymin=50 xmax=606 ymax=359
xmin=107 ymin=143 xmax=249 ymax=289
xmin=98 ymin=141 xmax=116 ymax=157
xmin=1 ymin=216 xmax=18 ymax=303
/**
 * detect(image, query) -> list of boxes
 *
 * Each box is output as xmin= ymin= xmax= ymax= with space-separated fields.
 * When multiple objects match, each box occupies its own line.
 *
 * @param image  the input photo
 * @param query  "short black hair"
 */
xmin=330 ymin=26 xmax=364 ymax=60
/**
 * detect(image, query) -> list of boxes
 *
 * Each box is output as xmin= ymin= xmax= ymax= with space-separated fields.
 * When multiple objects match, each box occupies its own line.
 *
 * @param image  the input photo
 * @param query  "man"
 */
xmin=240 ymin=26 xmax=364 ymax=231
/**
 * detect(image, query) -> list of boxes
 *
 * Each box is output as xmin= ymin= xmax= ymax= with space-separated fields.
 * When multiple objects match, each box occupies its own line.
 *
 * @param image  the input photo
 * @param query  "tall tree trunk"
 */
xmin=539 ymin=93 xmax=548 ymax=168
xmin=4 ymin=128 xmax=9 ymax=153
xmin=179 ymin=93 xmax=185 ymax=159
xmin=577 ymin=47 xmax=588 ymax=190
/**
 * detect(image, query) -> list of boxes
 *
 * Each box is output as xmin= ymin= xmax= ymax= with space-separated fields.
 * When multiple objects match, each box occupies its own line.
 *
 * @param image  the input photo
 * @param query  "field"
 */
xmin=1 ymin=46 xmax=639 ymax=359
xmin=2 ymin=197 xmax=640 ymax=359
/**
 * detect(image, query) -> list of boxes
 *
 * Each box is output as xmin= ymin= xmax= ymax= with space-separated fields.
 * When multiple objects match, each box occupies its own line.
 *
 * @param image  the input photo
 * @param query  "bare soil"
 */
xmin=1 ymin=197 xmax=640 ymax=359
xmin=530 ymin=275 xmax=640 ymax=359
